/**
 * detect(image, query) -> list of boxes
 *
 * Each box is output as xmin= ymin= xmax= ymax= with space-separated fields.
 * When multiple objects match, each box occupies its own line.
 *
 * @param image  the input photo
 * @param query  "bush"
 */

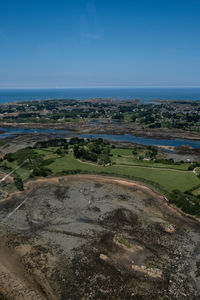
xmin=74 ymin=145 xmax=98 ymax=162
xmin=55 ymin=148 xmax=62 ymax=155
xmin=14 ymin=176 xmax=24 ymax=191
xmin=69 ymin=137 xmax=85 ymax=145
xmin=32 ymin=167 xmax=52 ymax=177
xmin=63 ymin=143 xmax=68 ymax=150
xmin=35 ymin=138 xmax=68 ymax=148
xmin=132 ymin=149 xmax=138 ymax=155
xmin=169 ymin=189 xmax=200 ymax=216
xmin=188 ymin=162 xmax=200 ymax=171
xmin=98 ymin=153 xmax=111 ymax=165
xmin=4 ymin=153 xmax=14 ymax=162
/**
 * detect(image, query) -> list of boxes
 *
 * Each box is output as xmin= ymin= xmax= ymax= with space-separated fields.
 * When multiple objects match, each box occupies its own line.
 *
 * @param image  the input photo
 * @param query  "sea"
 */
xmin=0 ymin=87 xmax=200 ymax=104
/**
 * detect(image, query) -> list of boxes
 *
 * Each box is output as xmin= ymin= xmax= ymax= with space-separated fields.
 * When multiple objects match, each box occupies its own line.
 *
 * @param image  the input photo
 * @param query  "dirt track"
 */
xmin=0 ymin=175 xmax=200 ymax=299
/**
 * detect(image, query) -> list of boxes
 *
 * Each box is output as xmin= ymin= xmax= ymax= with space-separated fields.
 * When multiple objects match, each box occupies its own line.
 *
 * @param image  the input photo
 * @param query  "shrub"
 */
xmin=32 ymin=167 xmax=52 ymax=177
xmin=14 ymin=176 xmax=24 ymax=191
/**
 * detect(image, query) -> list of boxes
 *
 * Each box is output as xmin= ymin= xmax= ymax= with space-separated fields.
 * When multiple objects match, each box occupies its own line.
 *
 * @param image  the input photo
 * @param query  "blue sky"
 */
xmin=0 ymin=0 xmax=200 ymax=88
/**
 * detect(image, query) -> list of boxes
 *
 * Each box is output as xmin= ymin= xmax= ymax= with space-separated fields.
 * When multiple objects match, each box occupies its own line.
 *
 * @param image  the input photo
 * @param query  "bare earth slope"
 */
xmin=0 ymin=175 xmax=200 ymax=299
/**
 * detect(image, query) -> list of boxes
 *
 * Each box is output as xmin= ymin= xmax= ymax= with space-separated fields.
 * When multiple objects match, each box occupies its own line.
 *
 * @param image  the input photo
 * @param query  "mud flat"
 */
xmin=0 ymin=175 xmax=200 ymax=299
xmin=1 ymin=120 xmax=200 ymax=140
xmin=0 ymin=134 xmax=57 ymax=155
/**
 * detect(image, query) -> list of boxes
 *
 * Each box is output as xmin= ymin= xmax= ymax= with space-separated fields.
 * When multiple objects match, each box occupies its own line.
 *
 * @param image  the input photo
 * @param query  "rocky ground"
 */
xmin=0 ymin=134 xmax=52 ymax=155
xmin=0 ymin=175 xmax=200 ymax=299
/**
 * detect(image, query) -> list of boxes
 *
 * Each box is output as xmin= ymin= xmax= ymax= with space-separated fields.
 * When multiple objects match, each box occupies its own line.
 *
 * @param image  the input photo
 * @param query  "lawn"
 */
xmin=48 ymin=152 xmax=199 ymax=192
xmin=48 ymin=152 xmax=98 ymax=173
xmin=111 ymin=148 xmax=189 ymax=171
xmin=108 ymin=165 xmax=199 ymax=192
xmin=2 ymin=147 xmax=199 ymax=194
xmin=112 ymin=156 xmax=189 ymax=170
xmin=35 ymin=147 xmax=61 ymax=159
xmin=111 ymin=148 xmax=134 ymax=156
xmin=14 ymin=167 xmax=30 ymax=181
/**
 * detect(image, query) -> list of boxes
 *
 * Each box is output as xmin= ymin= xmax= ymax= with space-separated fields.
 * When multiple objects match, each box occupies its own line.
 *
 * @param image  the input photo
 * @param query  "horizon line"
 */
xmin=1 ymin=85 xmax=200 ymax=89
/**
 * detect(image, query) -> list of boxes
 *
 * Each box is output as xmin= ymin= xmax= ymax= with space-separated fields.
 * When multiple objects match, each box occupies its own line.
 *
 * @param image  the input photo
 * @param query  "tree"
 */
xmin=112 ymin=113 xmax=124 ymax=120
xmin=132 ymin=149 xmax=138 ymax=155
xmin=98 ymin=154 xmax=110 ymax=165
xmin=55 ymin=148 xmax=62 ymax=155
xmin=131 ymin=115 xmax=137 ymax=122
xmin=32 ymin=166 xmax=52 ymax=177
xmin=63 ymin=143 xmax=68 ymax=150
xmin=14 ymin=176 xmax=24 ymax=191
xmin=4 ymin=153 xmax=14 ymax=162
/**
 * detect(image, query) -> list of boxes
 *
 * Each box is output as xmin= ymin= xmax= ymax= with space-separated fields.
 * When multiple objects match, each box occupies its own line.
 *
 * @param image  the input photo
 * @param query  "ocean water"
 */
xmin=0 ymin=87 xmax=200 ymax=103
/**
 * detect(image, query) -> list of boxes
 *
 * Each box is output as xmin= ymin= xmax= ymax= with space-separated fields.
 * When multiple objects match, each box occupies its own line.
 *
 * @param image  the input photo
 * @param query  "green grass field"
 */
xmin=47 ymin=152 xmax=199 ymax=192
xmin=111 ymin=148 xmax=134 ymax=156
xmin=2 ymin=146 xmax=199 ymax=194
xmin=111 ymin=148 xmax=189 ymax=170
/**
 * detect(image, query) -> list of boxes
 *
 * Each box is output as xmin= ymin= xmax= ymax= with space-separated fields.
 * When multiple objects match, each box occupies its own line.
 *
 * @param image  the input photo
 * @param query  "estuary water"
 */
xmin=77 ymin=133 xmax=200 ymax=149
xmin=0 ymin=127 xmax=200 ymax=149
xmin=0 ymin=87 xmax=200 ymax=103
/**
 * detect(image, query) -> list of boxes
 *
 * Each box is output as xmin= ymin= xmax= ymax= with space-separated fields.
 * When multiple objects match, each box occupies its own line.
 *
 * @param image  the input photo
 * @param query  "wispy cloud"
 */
xmin=79 ymin=1 xmax=101 ymax=43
